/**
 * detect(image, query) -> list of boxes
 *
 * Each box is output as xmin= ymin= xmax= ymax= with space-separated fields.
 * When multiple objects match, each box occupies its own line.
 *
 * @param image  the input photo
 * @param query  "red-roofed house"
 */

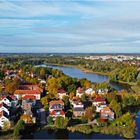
xmin=49 ymin=110 xmax=65 ymax=120
xmin=92 ymin=96 xmax=106 ymax=106
xmin=49 ymin=100 xmax=64 ymax=112
xmin=100 ymin=106 xmax=114 ymax=120
xmin=14 ymin=85 xmax=42 ymax=100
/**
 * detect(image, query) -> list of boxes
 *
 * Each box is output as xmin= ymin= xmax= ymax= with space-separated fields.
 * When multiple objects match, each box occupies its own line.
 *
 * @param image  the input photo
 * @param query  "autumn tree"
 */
xmin=54 ymin=116 xmax=69 ymax=129
xmin=84 ymin=107 xmax=93 ymax=122
xmin=40 ymin=68 xmax=46 ymax=78
xmin=20 ymin=114 xmax=33 ymax=123
xmin=6 ymin=82 xmax=18 ymax=94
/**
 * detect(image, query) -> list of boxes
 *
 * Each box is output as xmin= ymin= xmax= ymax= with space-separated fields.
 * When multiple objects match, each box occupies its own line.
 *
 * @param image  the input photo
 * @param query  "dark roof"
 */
xmin=6 ymin=96 xmax=13 ymax=102
xmin=73 ymin=107 xmax=84 ymax=111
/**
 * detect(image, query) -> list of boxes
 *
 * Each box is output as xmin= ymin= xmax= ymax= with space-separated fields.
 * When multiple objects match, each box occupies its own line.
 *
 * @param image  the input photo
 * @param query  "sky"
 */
xmin=0 ymin=0 xmax=140 ymax=53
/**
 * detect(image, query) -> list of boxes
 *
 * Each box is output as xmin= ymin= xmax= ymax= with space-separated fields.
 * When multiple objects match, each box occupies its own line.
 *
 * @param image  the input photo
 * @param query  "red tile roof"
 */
xmin=94 ymin=96 xmax=106 ymax=102
xmin=14 ymin=89 xmax=41 ymax=95
xmin=50 ymin=110 xmax=65 ymax=116
xmin=49 ymin=100 xmax=64 ymax=107
xmin=23 ymin=95 xmax=36 ymax=100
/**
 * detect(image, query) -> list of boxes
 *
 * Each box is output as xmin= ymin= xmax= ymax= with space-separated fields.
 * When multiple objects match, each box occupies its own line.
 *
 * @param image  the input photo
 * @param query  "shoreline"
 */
xmin=45 ymin=63 xmax=109 ymax=76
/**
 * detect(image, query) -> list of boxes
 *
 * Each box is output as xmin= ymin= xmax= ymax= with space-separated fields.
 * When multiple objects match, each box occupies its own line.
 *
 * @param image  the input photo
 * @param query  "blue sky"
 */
xmin=0 ymin=0 xmax=140 ymax=53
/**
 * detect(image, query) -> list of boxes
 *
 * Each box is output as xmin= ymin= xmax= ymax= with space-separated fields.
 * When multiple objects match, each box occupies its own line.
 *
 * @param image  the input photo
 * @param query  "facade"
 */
xmin=0 ymin=111 xmax=10 ymax=129
xmin=100 ymin=106 xmax=114 ymax=120
xmin=49 ymin=100 xmax=65 ymax=120
xmin=85 ymin=88 xmax=95 ymax=95
xmin=14 ymin=85 xmax=42 ymax=100
xmin=76 ymin=87 xmax=85 ymax=98
xmin=57 ymin=89 xmax=67 ymax=99
xmin=92 ymin=96 xmax=106 ymax=106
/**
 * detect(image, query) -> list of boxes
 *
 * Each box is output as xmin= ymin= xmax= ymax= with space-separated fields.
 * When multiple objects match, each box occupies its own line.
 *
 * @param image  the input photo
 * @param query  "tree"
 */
xmin=3 ymin=121 xmax=10 ymax=130
xmin=84 ymin=107 xmax=93 ymax=122
xmin=47 ymin=116 xmax=53 ymax=125
xmin=13 ymin=120 xmax=25 ymax=138
xmin=6 ymin=82 xmax=18 ymax=94
xmin=62 ymin=95 xmax=70 ymax=110
xmin=20 ymin=114 xmax=33 ymax=123
xmin=81 ymin=94 xmax=87 ymax=102
xmin=54 ymin=116 xmax=69 ymax=129
xmin=40 ymin=68 xmax=46 ymax=78
xmin=109 ymin=99 xmax=122 ymax=118
xmin=69 ymin=92 xmax=75 ymax=100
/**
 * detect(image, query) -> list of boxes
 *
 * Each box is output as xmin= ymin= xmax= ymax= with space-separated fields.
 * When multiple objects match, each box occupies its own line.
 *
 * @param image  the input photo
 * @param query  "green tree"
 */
xmin=109 ymin=99 xmax=122 ymax=118
xmin=54 ymin=116 xmax=69 ymax=129
xmin=47 ymin=116 xmax=53 ymax=125
xmin=13 ymin=120 xmax=25 ymax=138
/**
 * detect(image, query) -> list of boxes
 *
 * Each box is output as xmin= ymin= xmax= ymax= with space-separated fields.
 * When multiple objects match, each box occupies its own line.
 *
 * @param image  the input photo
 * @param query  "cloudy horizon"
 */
xmin=0 ymin=0 xmax=140 ymax=53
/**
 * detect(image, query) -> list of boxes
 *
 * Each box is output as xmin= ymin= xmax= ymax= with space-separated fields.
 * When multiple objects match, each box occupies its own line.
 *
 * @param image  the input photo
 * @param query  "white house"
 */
xmin=0 ymin=96 xmax=18 ymax=107
xmin=96 ymin=104 xmax=107 ymax=112
xmin=0 ymin=111 xmax=10 ymax=129
xmin=0 ymin=103 xmax=9 ymax=115
xmin=85 ymin=88 xmax=95 ymax=95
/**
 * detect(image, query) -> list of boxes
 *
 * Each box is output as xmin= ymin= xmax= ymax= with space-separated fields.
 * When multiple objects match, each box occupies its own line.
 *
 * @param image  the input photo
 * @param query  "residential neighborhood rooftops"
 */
xmin=94 ymin=96 xmax=106 ymax=102
xmin=49 ymin=100 xmax=64 ymax=107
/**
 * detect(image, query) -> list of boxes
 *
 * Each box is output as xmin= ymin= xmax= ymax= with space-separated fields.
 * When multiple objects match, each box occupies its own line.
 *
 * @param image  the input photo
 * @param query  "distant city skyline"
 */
xmin=0 ymin=0 xmax=140 ymax=53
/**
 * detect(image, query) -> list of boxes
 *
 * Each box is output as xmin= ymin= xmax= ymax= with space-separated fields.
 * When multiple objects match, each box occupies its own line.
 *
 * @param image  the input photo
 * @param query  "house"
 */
xmin=49 ymin=100 xmax=65 ymax=120
xmin=73 ymin=107 xmax=85 ymax=117
xmin=92 ymin=96 xmax=106 ymax=106
xmin=0 ymin=103 xmax=10 ymax=115
xmin=49 ymin=100 xmax=64 ymax=112
xmin=57 ymin=89 xmax=67 ymax=99
xmin=85 ymin=88 xmax=95 ymax=95
xmin=14 ymin=85 xmax=42 ymax=100
xmin=100 ymin=106 xmax=114 ymax=120
xmin=0 ymin=111 xmax=10 ymax=129
xmin=0 ymin=95 xmax=18 ymax=107
xmin=73 ymin=101 xmax=85 ymax=117
xmin=76 ymin=87 xmax=85 ymax=98
xmin=97 ymin=89 xmax=108 ymax=95
xmin=49 ymin=110 xmax=65 ymax=120
xmin=96 ymin=104 xmax=107 ymax=112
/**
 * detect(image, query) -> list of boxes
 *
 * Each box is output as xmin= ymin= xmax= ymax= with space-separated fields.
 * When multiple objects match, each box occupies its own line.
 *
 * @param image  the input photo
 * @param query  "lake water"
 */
xmin=32 ymin=108 xmax=140 ymax=139
xmin=37 ymin=64 xmax=130 ymax=91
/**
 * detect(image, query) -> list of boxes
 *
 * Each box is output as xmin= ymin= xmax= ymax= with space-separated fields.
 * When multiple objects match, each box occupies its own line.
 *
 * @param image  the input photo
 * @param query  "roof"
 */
xmin=14 ymin=85 xmax=42 ymax=95
xmin=49 ymin=100 xmax=64 ymax=107
xmin=73 ymin=107 xmax=85 ymax=111
xmin=14 ymin=89 xmax=41 ymax=95
xmin=58 ymin=89 xmax=66 ymax=94
xmin=94 ymin=96 xmax=106 ymax=102
xmin=23 ymin=95 xmax=36 ymax=100
xmin=50 ymin=110 xmax=65 ymax=116
xmin=100 ymin=107 xmax=114 ymax=114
